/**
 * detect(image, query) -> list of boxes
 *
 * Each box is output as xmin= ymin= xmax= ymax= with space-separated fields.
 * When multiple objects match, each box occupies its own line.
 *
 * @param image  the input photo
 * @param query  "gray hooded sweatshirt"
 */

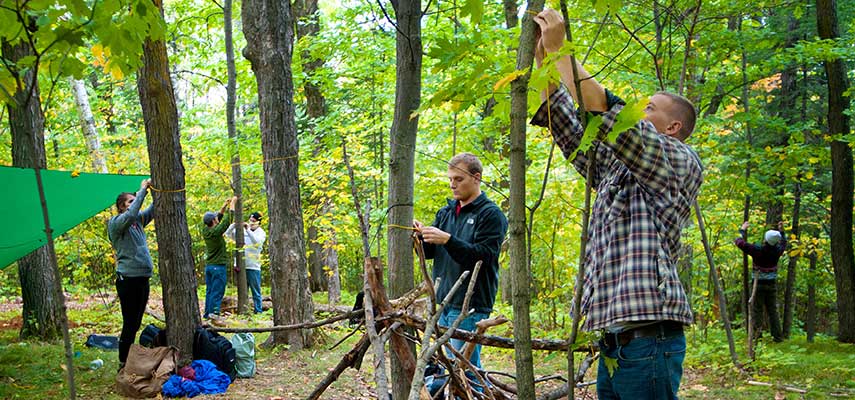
xmin=108 ymin=188 xmax=155 ymax=277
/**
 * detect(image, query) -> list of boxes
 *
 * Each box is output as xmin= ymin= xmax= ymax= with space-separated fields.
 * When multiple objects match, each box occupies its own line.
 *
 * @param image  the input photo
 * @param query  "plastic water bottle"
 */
xmin=90 ymin=359 xmax=103 ymax=370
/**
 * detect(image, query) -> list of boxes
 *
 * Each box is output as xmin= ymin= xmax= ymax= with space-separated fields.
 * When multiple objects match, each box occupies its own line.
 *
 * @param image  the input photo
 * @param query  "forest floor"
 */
xmin=0 ymin=289 xmax=854 ymax=399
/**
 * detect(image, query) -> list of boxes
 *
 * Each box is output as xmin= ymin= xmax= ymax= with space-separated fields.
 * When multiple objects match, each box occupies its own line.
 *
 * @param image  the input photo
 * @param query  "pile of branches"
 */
xmin=214 ymin=239 xmax=597 ymax=400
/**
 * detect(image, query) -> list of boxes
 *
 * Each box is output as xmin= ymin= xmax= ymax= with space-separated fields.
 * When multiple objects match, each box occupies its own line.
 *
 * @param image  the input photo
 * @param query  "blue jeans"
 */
xmin=246 ymin=269 xmax=262 ymax=313
xmin=438 ymin=308 xmax=490 ymax=369
xmin=204 ymin=264 xmax=227 ymax=317
xmin=596 ymin=331 xmax=686 ymax=400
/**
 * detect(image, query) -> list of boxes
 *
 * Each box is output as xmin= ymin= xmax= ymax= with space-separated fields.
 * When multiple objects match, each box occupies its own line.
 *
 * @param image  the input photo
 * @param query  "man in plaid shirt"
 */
xmin=530 ymin=9 xmax=703 ymax=400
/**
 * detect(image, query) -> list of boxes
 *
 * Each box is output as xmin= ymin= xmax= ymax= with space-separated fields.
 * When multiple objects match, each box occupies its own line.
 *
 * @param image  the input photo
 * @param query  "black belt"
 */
xmin=602 ymin=321 xmax=684 ymax=348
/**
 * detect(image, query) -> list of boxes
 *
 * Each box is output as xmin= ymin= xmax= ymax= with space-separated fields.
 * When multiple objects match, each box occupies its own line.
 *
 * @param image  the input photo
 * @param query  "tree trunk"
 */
xmin=294 ymin=0 xmax=338 ymax=296
xmin=806 ymin=251 xmax=817 ymax=342
xmin=3 ymin=40 xmax=66 ymax=342
xmin=224 ymin=0 xmax=248 ymax=314
xmin=70 ymin=78 xmax=108 ymax=173
xmin=242 ymin=0 xmax=314 ymax=349
xmin=498 ymin=0 xmax=519 ymax=306
xmin=137 ymin=0 xmax=201 ymax=356
xmin=325 ymin=235 xmax=341 ymax=304
xmin=387 ymin=0 xmax=421 ymax=397
xmin=739 ymin=24 xmax=751 ymax=318
xmin=817 ymin=0 xmax=855 ymax=343
xmin=509 ymin=2 xmax=543 ymax=399
xmin=782 ymin=183 xmax=800 ymax=337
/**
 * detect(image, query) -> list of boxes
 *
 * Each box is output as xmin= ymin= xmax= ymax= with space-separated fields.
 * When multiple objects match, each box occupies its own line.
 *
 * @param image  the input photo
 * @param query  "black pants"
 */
xmin=753 ymin=279 xmax=781 ymax=340
xmin=116 ymin=275 xmax=150 ymax=364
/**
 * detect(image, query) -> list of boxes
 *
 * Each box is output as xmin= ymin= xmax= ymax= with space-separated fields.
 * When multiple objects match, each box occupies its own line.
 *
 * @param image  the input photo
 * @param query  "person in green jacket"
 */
xmin=202 ymin=196 xmax=236 ymax=318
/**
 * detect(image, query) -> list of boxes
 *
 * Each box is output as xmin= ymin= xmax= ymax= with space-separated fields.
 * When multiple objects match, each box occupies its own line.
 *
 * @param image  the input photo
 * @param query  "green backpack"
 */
xmin=230 ymin=332 xmax=256 ymax=378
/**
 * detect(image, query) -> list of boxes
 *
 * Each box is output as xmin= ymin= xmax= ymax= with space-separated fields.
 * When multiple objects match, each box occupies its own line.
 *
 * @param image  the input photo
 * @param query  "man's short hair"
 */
xmin=655 ymin=91 xmax=697 ymax=140
xmin=448 ymin=152 xmax=482 ymax=176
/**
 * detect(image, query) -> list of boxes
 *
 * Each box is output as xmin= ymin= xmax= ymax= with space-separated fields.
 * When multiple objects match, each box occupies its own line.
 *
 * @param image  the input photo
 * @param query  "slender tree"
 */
xmin=242 ymin=0 xmax=315 ymax=349
xmin=70 ymin=78 xmax=108 ymax=173
xmin=137 ymin=0 xmax=201 ymax=356
xmin=387 ymin=0 xmax=422 ymax=397
xmin=3 ymin=39 xmax=66 ymax=342
xmin=223 ymin=0 xmax=249 ymax=314
xmin=508 ymin=2 xmax=544 ymax=398
xmin=295 ymin=0 xmax=341 ymax=303
xmin=816 ymin=0 xmax=855 ymax=343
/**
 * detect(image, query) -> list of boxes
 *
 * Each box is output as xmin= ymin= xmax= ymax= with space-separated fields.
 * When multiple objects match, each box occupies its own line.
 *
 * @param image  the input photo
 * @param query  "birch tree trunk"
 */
xmin=242 ymin=0 xmax=314 ymax=349
xmin=137 ymin=0 xmax=201 ymax=356
xmin=70 ymin=78 xmax=108 ymax=173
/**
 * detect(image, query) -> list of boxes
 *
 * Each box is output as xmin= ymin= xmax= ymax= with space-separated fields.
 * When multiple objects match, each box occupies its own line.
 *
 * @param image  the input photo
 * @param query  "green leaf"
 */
xmin=579 ymin=114 xmax=604 ymax=153
xmin=460 ymin=0 xmax=484 ymax=26
xmin=603 ymin=355 xmax=619 ymax=377
xmin=607 ymin=98 xmax=647 ymax=143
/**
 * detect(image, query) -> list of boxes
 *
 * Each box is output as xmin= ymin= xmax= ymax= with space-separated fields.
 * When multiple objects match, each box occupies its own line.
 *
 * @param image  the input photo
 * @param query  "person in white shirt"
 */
xmin=225 ymin=211 xmax=267 ymax=313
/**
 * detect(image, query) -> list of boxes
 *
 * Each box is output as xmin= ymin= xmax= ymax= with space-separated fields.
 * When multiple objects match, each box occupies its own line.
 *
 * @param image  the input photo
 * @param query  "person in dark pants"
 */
xmin=735 ymin=221 xmax=786 ymax=342
xmin=108 ymin=178 xmax=154 ymax=369
xmin=202 ymin=196 xmax=236 ymax=318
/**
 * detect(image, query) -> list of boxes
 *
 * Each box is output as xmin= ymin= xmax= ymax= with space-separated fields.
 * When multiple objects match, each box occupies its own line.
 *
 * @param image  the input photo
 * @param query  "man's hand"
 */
xmin=420 ymin=226 xmax=450 ymax=245
xmin=413 ymin=219 xmax=425 ymax=232
xmin=741 ymin=221 xmax=749 ymax=230
xmin=533 ymin=9 xmax=565 ymax=54
xmin=140 ymin=178 xmax=151 ymax=191
xmin=229 ymin=196 xmax=238 ymax=211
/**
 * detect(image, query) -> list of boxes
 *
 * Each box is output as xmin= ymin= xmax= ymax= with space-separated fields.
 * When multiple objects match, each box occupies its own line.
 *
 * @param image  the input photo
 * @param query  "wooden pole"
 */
xmin=34 ymin=168 xmax=76 ymax=399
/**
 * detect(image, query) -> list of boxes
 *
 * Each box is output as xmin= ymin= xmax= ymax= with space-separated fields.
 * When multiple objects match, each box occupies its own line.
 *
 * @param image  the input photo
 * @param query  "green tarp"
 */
xmin=1 ymin=166 xmax=148 ymax=269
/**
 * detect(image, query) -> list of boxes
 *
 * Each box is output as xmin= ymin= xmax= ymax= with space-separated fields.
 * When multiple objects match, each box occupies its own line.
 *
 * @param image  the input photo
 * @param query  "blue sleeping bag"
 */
xmin=162 ymin=360 xmax=231 ymax=397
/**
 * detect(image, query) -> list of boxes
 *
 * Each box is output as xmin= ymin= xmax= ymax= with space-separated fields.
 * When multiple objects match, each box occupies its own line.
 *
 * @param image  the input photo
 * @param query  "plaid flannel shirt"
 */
xmin=531 ymin=86 xmax=703 ymax=331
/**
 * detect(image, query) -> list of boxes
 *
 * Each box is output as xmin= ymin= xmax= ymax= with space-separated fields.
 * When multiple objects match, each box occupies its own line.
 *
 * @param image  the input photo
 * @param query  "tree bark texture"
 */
xmin=3 ymin=39 xmax=66 ymax=342
xmin=508 ymin=2 xmax=544 ymax=399
xmin=224 ymin=0 xmax=248 ymax=314
xmin=806 ymin=252 xmax=818 ymax=342
xmin=295 ymin=0 xmax=339 ymax=296
xmin=387 ymin=0 xmax=422 ymax=397
xmin=816 ymin=0 xmax=855 ymax=343
xmin=782 ymin=183 xmax=800 ymax=337
xmin=242 ymin=0 xmax=314 ymax=349
xmin=498 ymin=0 xmax=520 ymax=306
xmin=70 ymin=78 xmax=108 ymax=173
xmin=137 ymin=0 xmax=201 ymax=356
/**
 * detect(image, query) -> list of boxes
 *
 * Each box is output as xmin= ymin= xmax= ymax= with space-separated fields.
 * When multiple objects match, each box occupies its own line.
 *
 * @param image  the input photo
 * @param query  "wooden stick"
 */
xmin=747 ymin=380 xmax=807 ymax=394
xmin=209 ymin=309 xmax=362 ymax=333
xmin=305 ymin=334 xmax=371 ymax=400
xmin=400 ymin=314 xmax=591 ymax=352
xmin=461 ymin=316 xmax=509 ymax=364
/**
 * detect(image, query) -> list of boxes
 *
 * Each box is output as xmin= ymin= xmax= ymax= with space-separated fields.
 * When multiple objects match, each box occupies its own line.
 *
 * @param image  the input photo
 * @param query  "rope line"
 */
xmin=150 ymin=186 xmax=186 ymax=193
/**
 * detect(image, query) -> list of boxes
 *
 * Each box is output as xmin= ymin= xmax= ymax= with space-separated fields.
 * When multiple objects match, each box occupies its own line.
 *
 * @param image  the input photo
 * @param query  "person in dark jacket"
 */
xmin=414 ymin=152 xmax=508 ymax=370
xmin=108 ymin=178 xmax=154 ymax=369
xmin=735 ymin=221 xmax=786 ymax=342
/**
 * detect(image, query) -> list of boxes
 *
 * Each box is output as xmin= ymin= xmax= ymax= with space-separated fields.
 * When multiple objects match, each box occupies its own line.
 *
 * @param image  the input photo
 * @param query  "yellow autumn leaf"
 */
xmin=493 ymin=69 xmax=526 ymax=92
xmin=71 ymin=170 xmax=80 ymax=178
xmin=805 ymin=171 xmax=813 ymax=180
xmin=109 ymin=63 xmax=124 ymax=80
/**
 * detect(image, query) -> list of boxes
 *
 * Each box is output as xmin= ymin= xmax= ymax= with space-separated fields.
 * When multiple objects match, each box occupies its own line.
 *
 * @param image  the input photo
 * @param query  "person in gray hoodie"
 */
xmin=108 ymin=178 xmax=154 ymax=369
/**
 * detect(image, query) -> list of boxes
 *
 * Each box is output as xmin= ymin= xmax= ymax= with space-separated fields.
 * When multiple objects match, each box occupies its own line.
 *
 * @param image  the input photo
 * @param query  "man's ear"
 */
xmin=667 ymin=120 xmax=683 ymax=138
xmin=473 ymin=172 xmax=482 ymax=182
